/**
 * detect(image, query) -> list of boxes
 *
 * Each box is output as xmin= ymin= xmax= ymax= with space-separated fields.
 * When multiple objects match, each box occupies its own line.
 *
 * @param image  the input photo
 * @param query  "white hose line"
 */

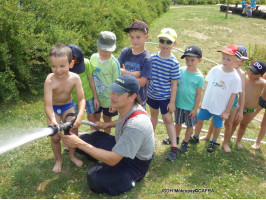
xmin=158 ymin=119 xmax=266 ymax=144
xmin=145 ymin=42 xmax=219 ymax=65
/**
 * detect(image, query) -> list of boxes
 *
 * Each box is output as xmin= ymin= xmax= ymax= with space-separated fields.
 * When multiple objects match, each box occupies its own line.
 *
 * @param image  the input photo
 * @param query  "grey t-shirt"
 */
xmin=112 ymin=104 xmax=155 ymax=160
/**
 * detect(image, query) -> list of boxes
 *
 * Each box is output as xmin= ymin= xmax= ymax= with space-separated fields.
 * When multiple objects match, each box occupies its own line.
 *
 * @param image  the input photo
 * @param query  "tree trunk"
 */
xmin=225 ymin=0 xmax=230 ymax=19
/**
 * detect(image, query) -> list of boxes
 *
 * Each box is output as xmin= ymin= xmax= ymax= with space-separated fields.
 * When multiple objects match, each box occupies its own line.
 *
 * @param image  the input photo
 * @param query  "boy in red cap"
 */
xmin=201 ymin=45 xmax=250 ymax=152
xmin=231 ymin=60 xmax=266 ymax=148
xmin=189 ymin=45 xmax=242 ymax=153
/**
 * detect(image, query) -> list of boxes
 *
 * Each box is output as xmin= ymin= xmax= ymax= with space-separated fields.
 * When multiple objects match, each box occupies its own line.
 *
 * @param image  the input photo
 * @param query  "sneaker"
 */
xmin=64 ymin=147 xmax=69 ymax=152
xmin=180 ymin=143 xmax=189 ymax=153
xmin=207 ymin=142 xmax=220 ymax=153
xmin=189 ymin=136 xmax=199 ymax=144
xmin=163 ymin=137 xmax=179 ymax=145
xmin=166 ymin=148 xmax=178 ymax=161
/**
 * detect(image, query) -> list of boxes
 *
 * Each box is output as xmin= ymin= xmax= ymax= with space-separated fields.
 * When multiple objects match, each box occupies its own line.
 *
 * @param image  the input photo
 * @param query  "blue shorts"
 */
xmin=75 ymin=98 xmax=98 ymax=114
xmin=147 ymin=97 xmax=170 ymax=115
xmin=53 ymin=101 xmax=74 ymax=116
xmin=95 ymin=107 xmax=118 ymax=117
xmin=197 ymin=109 xmax=223 ymax=128
xmin=175 ymin=108 xmax=197 ymax=127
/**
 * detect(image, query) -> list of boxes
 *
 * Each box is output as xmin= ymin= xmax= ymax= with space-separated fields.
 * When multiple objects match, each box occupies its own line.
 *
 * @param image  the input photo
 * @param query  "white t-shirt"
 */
xmin=201 ymin=65 xmax=242 ymax=115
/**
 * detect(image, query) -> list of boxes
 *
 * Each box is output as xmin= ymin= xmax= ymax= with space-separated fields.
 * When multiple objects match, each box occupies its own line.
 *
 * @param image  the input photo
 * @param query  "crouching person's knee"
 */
xmin=87 ymin=165 xmax=106 ymax=194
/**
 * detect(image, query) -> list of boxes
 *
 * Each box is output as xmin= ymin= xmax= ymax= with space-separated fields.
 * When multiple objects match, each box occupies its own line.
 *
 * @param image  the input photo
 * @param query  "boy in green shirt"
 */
xmin=90 ymin=31 xmax=121 ymax=134
xmin=67 ymin=44 xmax=99 ymax=130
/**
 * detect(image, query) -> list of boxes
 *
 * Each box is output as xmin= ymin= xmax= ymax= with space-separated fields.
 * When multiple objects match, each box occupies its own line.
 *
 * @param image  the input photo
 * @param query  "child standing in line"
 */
xmin=67 ymin=44 xmax=99 ymax=130
xmin=118 ymin=20 xmax=152 ymax=108
xmin=44 ymin=44 xmax=86 ymax=173
xmin=231 ymin=61 xmax=266 ymax=148
xmin=189 ymin=45 xmax=242 ymax=153
xmin=147 ymin=28 xmax=180 ymax=161
xmin=172 ymin=45 xmax=204 ymax=154
xmin=252 ymin=85 xmax=266 ymax=149
xmin=90 ymin=31 xmax=121 ymax=134
xmin=201 ymin=45 xmax=250 ymax=152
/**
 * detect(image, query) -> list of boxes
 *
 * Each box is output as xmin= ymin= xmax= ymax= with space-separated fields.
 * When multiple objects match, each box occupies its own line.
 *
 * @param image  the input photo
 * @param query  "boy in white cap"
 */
xmin=90 ymin=31 xmax=121 ymax=134
xmin=147 ymin=28 xmax=180 ymax=161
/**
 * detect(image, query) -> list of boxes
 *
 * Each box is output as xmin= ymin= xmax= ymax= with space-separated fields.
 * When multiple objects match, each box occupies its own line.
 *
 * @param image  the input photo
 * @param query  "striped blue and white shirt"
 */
xmin=148 ymin=52 xmax=180 ymax=100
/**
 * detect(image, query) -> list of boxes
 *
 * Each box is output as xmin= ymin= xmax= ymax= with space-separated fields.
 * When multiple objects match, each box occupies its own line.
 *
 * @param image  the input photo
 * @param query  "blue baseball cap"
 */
xmin=108 ymin=75 xmax=140 ymax=94
xmin=67 ymin=44 xmax=85 ymax=74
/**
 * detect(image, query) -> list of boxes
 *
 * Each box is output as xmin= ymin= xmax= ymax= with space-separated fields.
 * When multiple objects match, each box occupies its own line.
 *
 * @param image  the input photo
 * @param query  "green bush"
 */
xmin=0 ymin=0 xmax=170 ymax=102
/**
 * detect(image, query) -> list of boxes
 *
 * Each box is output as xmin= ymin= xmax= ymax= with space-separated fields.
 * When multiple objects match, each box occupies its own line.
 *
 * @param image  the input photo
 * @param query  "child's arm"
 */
xmin=235 ymin=73 xmax=246 ymax=122
xmin=73 ymin=76 xmax=86 ymax=129
xmin=221 ymin=93 xmax=236 ymax=120
xmin=88 ymin=74 xmax=100 ymax=109
xmin=167 ymin=80 xmax=177 ymax=114
xmin=121 ymin=64 xmax=141 ymax=78
xmin=189 ymin=87 xmax=203 ymax=119
xmin=44 ymin=75 xmax=58 ymax=126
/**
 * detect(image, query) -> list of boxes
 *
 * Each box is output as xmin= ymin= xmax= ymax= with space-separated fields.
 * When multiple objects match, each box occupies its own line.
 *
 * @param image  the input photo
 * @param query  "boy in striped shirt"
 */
xmin=147 ymin=28 xmax=180 ymax=161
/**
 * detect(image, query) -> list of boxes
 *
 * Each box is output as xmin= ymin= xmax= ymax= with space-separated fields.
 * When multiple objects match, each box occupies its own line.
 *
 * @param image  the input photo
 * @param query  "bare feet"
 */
xmin=200 ymin=136 xmax=210 ymax=141
xmin=251 ymin=143 xmax=260 ymax=149
xmin=53 ymin=160 xmax=62 ymax=173
xmin=236 ymin=142 xmax=244 ymax=148
xmin=223 ymin=143 xmax=231 ymax=152
xmin=70 ymin=157 xmax=83 ymax=167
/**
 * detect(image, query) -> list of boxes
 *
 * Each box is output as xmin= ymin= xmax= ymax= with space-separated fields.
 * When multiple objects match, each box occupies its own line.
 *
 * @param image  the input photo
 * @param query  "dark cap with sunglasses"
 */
xmin=181 ymin=45 xmax=202 ymax=59
xmin=67 ymin=44 xmax=85 ymax=74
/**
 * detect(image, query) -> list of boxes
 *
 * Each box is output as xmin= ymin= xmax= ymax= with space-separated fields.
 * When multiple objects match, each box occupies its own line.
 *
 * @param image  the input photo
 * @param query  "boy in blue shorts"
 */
xmin=173 ymin=45 xmax=204 ymax=153
xmin=44 ymin=44 xmax=86 ymax=172
xmin=147 ymin=28 xmax=180 ymax=161
xmin=91 ymin=31 xmax=121 ymax=134
xmin=118 ymin=20 xmax=152 ymax=108
xmin=67 ymin=44 xmax=99 ymax=130
xmin=190 ymin=45 xmax=242 ymax=153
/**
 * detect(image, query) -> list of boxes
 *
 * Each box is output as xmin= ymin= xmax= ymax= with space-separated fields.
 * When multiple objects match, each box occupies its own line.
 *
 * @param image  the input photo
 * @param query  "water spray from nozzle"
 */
xmin=48 ymin=113 xmax=76 ymax=136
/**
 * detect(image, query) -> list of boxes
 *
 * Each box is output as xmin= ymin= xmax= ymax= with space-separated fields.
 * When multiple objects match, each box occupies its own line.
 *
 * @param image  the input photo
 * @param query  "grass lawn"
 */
xmin=0 ymin=5 xmax=265 ymax=199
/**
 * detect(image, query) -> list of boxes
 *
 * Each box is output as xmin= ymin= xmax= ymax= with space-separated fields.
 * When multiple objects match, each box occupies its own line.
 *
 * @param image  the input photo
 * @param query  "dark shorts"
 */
xmin=259 ymin=96 xmax=266 ymax=109
xmin=95 ymin=107 xmax=118 ymax=117
xmin=76 ymin=131 xmax=152 ymax=196
xmin=53 ymin=101 xmax=74 ymax=116
xmin=147 ymin=97 xmax=170 ymax=115
xmin=174 ymin=108 xmax=197 ymax=127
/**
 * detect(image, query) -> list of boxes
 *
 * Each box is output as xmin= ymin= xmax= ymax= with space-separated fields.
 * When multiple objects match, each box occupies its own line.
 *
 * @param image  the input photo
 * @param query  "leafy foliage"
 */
xmin=0 ymin=0 xmax=171 ymax=102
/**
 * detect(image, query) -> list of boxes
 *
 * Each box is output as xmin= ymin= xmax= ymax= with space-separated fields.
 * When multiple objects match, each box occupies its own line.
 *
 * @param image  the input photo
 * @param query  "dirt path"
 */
xmin=170 ymin=4 xmax=266 ymax=12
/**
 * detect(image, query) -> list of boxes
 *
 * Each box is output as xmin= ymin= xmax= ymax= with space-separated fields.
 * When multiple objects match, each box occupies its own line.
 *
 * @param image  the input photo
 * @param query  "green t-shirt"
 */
xmin=176 ymin=66 xmax=205 ymax=111
xmin=72 ymin=58 xmax=95 ymax=103
xmin=90 ymin=53 xmax=120 ymax=108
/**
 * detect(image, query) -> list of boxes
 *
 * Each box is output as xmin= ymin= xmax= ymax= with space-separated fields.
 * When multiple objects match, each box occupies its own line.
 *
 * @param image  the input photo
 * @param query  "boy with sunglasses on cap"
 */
xmin=147 ymin=28 xmax=180 ymax=161
xmin=118 ymin=20 xmax=152 ymax=108
xmin=90 ymin=31 xmax=121 ymax=134
xmin=231 ymin=60 xmax=266 ymax=149
xmin=190 ymin=45 xmax=242 ymax=153
xmin=201 ymin=45 xmax=250 ymax=152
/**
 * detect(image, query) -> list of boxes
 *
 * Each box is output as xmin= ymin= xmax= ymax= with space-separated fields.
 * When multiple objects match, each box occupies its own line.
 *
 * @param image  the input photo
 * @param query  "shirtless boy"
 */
xmin=44 ymin=44 xmax=86 ymax=173
xmin=231 ymin=60 xmax=266 ymax=148
xmin=251 ymin=74 xmax=266 ymax=149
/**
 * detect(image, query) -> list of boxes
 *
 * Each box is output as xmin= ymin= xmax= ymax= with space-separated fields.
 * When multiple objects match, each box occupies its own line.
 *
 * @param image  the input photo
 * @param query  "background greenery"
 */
xmin=0 ymin=4 xmax=265 ymax=199
xmin=0 ymin=0 xmax=170 ymax=102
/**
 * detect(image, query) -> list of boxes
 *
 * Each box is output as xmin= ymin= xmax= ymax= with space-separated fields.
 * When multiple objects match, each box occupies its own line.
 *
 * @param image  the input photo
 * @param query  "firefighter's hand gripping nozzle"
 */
xmin=48 ymin=113 xmax=77 ymax=136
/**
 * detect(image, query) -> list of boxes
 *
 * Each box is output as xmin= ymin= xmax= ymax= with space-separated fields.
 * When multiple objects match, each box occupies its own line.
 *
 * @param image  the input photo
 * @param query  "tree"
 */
xmin=225 ymin=0 xmax=230 ymax=19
